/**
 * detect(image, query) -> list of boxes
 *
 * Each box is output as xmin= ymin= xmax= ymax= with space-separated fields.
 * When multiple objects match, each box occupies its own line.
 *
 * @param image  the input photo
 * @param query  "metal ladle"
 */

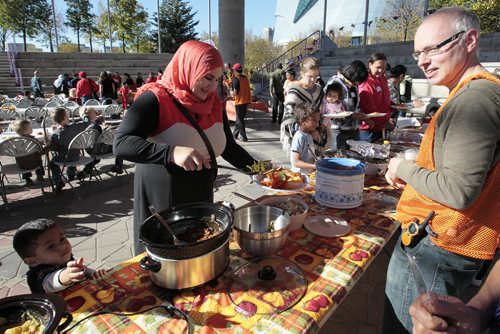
xmin=149 ymin=205 xmax=186 ymax=246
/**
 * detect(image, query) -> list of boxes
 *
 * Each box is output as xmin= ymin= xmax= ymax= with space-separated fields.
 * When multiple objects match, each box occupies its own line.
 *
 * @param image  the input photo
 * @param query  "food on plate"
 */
xmin=0 ymin=313 xmax=44 ymax=334
xmin=259 ymin=167 xmax=305 ymax=190
xmin=264 ymin=199 xmax=306 ymax=216
xmin=247 ymin=160 xmax=272 ymax=174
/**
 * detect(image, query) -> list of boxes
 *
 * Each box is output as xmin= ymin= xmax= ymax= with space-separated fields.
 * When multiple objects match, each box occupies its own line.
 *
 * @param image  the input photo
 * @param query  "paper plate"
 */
xmin=365 ymin=113 xmax=387 ymax=118
xmin=304 ymin=215 xmax=351 ymax=237
xmin=323 ymin=111 xmax=353 ymax=119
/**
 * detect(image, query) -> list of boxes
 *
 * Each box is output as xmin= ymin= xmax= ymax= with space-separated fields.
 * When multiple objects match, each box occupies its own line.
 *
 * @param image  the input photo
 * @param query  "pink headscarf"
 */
xmin=139 ymin=40 xmax=223 ymax=116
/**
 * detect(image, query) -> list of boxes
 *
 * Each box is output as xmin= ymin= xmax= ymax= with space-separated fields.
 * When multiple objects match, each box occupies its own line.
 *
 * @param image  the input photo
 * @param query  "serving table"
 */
xmin=57 ymin=178 xmax=401 ymax=334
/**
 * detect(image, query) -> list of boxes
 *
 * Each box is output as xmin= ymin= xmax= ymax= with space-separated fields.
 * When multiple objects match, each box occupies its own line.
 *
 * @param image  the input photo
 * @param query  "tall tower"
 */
xmin=218 ymin=0 xmax=245 ymax=66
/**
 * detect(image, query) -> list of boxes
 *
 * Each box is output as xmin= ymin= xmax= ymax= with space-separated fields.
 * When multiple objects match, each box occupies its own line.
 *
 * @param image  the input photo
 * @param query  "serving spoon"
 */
xmin=149 ymin=205 xmax=186 ymax=246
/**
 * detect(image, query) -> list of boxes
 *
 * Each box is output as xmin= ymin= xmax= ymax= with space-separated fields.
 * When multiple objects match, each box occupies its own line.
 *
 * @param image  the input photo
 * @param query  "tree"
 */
xmin=0 ymin=0 xmax=52 ymax=51
xmin=429 ymin=0 xmax=500 ymax=33
xmin=64 ymin=0 xmax=93 ymax=52
xmin=36 ymin=5 xmax=65 ymax=52
xmin=375 ymin=0 xmax=423 ymax=42
xmin=158 ymin=0 xmax=198 ymax=53
xmin=94 ymin=2 xmax=111 ymax=52
xmin=111 ymin=0 xmax=148 ymax=53
xmin=244 ymin=32 xmax=283 ymax=73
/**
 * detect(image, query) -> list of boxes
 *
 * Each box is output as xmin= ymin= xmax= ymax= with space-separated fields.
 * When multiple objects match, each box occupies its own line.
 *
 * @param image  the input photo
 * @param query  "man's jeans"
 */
xmin=383 ymin=234 xmax=483 ymax=333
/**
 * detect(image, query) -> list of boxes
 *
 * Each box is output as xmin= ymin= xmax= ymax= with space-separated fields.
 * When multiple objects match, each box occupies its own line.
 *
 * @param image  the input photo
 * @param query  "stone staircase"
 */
xmin=0 ymin=53 xmax=19 ymax=96
xmin=2 ymin=52 xmax=174 ymax=97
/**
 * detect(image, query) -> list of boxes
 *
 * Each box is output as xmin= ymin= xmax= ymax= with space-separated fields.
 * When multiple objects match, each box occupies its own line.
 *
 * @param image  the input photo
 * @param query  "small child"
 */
xmin=119 ymin=82 xmax=130 ymax=110
xmin=49 ymin=107 xmax=97 ymax=191
xmin=290 ymin=103 xmax=319 ymax=172
xmin=321 ymin=82 xmax=345 ymax=149
xmin=10 ymin=119 xmax=49 ymax=186
xmin=13 ymin=219 xmax=108 ymax=293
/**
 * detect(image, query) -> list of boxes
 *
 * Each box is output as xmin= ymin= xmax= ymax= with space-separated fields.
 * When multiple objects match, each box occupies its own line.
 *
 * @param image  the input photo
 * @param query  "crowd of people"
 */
xmin=4 ymin=6 xmax=499 ymax=333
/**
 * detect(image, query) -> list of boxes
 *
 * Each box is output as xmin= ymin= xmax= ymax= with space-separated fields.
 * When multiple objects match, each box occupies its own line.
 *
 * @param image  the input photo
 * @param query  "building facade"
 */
xmin=273 ymin=0 xmax=390 ymax=45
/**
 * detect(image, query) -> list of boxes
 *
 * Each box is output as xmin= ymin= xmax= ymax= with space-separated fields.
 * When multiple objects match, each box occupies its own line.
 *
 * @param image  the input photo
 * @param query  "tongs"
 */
xmin=149 ymin=205 xmax=186 ymax=246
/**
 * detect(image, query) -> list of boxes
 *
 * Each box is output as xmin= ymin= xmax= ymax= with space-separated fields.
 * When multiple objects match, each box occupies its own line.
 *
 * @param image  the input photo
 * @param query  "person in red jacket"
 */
xmin=76 ymin=71 xmax=99 ymax=105
xmin=119 ymin=81 xmax=130 ymax=110
xmin=358 ymin=52 xmax=392 ymax=142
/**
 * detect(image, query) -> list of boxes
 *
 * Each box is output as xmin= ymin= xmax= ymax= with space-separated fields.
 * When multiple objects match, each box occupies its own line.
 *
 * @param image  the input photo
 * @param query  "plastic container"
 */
xmin=314 ymin=158 xmax=366 ymax=209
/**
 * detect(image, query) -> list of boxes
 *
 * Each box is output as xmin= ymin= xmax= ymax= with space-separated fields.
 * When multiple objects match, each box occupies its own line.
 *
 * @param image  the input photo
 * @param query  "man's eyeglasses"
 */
xmin=412 ymin=31 xmax=465 ymax=61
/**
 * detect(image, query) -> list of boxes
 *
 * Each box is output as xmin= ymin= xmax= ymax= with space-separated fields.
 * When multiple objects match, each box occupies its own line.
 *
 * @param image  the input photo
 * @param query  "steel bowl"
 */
xmin=233 ymin=206 xmax=290 ymax=257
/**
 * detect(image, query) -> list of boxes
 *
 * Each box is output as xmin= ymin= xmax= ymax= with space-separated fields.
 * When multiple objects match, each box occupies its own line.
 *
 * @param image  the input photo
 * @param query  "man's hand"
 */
xmin=171 ymin=146 xmax=211 ymax=171
xmin=385 ymin=157 xmax=407 ymax=188
xmin=410 ymin=292 xmax=482 ymax=334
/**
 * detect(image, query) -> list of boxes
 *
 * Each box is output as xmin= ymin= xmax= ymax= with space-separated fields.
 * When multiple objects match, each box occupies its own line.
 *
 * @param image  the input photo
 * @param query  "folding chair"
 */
xmin=64 ymin=100 xmax=79 ymax=107
xmin=51 ymin=129 xmax=100 ymax=188
xmin=103 ymin=104 xmax=123 ymax=119
xmin=91 ymin=126 xmax=127 ymax=176
xmin=24 ymin=106 xmax=47 ymax=127
xmin=44 ymin=99 xmax=61 ymax=108
xmin=0 ymin=105 xmax=19 ymax=130
xmin=34 ymin=97 xmax=47 ymax=106
xmin=0 ymin=137 xmax=45 ymax=209
xmin=16 ymin=98 xmax=33 ymax=108
xmin=84 ymin=99 xmax=100 ymax=106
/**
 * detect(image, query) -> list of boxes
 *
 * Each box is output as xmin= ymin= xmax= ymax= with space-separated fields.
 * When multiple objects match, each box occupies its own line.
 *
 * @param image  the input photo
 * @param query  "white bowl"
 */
xmin=365 ymin=161 xmax=388 ymax=176
xmin=259 ymin=196 xmax=308 ymax=231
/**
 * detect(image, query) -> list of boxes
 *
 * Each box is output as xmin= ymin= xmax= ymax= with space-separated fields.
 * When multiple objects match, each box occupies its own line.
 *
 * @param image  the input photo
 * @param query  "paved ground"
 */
xmin=0 ymin=109 xmax=432 ymax=333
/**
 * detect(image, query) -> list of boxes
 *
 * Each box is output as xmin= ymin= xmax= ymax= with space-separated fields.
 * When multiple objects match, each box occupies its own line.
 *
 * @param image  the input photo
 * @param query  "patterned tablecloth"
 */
xmin=58 ymin=178 xmax=400 ymax=334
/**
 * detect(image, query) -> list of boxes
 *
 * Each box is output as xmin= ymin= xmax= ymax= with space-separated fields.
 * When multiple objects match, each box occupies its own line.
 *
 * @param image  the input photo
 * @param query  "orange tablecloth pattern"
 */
xmin=58 ymin=188 xmax=400 ymax=333
xmin=225 ymin=100 xmax=269 ymax=122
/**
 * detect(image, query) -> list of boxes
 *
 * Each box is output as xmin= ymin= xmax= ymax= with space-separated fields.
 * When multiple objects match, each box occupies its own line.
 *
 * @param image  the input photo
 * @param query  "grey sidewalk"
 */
xmin=0 ymin=109 xmax=393 ymax=333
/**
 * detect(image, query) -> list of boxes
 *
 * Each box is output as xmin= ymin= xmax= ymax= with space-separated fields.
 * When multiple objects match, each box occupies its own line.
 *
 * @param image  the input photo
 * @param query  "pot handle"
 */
xmin=57 ymin=311 xmax=73 ymax=332
xmin=140 ymin=256 xmax=161 ymax=273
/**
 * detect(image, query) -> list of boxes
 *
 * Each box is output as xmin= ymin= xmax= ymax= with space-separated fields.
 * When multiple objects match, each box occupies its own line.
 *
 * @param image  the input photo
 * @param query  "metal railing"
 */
xmin=252 ymin=30 xmax=322 ymax=93
xmin=7 ymin=43 xmax=23 ymax=90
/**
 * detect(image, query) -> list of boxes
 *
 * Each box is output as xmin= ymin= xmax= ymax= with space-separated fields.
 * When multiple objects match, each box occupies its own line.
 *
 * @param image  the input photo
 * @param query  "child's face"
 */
xmin=24 ymin=226 xmax=72 ymax=267
xmin=300 ymin=113 xmax=320 ymax=133
xmin=326 ymin=90 xmax=340 ymax=103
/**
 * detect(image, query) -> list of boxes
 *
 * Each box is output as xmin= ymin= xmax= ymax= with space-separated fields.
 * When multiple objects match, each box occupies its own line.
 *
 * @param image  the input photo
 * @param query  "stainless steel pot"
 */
xmin=139 ymin=202 xmax=233 ymax=289
xmin=233 ymin=206 xmax=290 ymax=257
xmin=140 ymin=238 xmax=229 ymax=290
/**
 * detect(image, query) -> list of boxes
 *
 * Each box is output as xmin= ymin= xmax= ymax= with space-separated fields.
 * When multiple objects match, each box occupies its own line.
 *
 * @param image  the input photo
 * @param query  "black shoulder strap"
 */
xmin=170 ymin=96 xmax=217 ymax=169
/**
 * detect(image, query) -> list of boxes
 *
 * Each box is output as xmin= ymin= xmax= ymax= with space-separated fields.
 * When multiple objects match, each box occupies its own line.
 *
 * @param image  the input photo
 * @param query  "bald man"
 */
xmin=383 ymin=7 xmax=500 ymax=333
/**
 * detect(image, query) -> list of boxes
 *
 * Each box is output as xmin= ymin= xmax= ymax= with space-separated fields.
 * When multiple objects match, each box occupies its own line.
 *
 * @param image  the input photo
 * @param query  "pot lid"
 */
xmin=304 ymin=215 xmax=351 ymax=237
xmin=226 ymin=256 xmax=307 ymax=316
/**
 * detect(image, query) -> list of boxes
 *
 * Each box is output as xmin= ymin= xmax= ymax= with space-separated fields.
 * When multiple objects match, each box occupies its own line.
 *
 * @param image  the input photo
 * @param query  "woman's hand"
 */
xmin=171 ymin=146 xmax=212 ymax=171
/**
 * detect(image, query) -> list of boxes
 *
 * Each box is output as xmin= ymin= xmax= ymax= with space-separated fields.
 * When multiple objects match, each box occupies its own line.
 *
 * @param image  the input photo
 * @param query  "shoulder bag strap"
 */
xmin=170 ymin=96 xmax=217 ymax=169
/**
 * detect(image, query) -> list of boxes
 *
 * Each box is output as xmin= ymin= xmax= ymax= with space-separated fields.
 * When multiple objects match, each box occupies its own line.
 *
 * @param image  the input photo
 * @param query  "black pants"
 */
xmin=272 ymin=92 xmax=284 ymax=123
xmin=232 ymin=103 xmax=248 ymax=140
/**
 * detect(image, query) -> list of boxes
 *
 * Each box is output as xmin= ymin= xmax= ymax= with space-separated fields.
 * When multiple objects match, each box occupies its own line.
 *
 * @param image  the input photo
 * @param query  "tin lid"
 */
xmin=226 ymin=256 xmax=307 ymax=316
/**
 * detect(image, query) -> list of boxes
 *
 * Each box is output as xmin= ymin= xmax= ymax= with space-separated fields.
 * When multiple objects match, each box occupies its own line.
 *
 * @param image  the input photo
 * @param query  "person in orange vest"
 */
xmin=383 ymin=7 xmax=500 ymax=333
xmin=231 ymin=63 xmax=252 ymax=142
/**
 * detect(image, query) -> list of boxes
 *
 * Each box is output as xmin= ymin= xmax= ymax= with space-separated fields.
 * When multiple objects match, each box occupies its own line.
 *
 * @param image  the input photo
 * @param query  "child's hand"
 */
xmin=59 ymin=258 xmax=86 ymax=285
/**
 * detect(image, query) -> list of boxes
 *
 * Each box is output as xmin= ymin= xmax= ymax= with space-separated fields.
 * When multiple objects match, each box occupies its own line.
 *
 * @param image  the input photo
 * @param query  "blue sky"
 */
xmin=23 ymin=0 xmax=277 ymax=50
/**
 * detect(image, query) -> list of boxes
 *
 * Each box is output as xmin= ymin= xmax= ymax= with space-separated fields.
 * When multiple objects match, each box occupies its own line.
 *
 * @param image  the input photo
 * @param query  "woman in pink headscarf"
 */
xmin=114 ymin=41 xmax=256 ymax=255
